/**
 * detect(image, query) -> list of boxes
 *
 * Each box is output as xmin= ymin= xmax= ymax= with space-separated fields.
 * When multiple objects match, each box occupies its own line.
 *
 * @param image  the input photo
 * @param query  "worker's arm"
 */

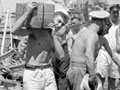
xmin=85 ymin=34 xmax=97 ymax=76
xmin=11 ymin=3 xmax=37 ymax=36
xmin=67 ymin=31 xmax=73 ymax=57
xmin=102 ymin=37 xmax=120 ymax=67
xmin=53 ymin=35 xmax=65 ymax=60
xmin=17 ymin=36 xmax=28 ymax=60
xmin=116 ymin=27 xmax=120 ymax=53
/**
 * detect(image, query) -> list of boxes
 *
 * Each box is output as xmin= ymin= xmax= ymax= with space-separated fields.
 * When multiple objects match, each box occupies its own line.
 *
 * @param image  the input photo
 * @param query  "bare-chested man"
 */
xmin=11 ymin=2 xmax=64 ymax=90
xmin=67 ymin=13 xmax=87 ymax=57
xmin=67 ymin=10 xmax=120 ymax=90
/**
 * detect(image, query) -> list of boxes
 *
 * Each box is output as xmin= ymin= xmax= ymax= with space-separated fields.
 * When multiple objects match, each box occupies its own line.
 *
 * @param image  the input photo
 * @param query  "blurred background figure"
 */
xmin=95 ymin=4 xmax=120 ymax=90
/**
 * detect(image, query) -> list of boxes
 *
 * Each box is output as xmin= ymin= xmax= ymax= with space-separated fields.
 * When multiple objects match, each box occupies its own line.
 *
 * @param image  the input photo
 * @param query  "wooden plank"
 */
xmin=0 ymin=49 xmax=14 ymax=61
xmin=1 ymin=11 xmax=10 ymax=55
xmin=0 ymin=75 xmax=16 ymax=87
xmin=8 ymin=62 xmax=25 ymax=69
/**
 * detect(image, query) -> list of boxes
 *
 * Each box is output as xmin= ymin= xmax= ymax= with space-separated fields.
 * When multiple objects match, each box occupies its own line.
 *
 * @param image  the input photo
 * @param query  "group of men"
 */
xmin=8 ymin=1 xmax=120 ymax=90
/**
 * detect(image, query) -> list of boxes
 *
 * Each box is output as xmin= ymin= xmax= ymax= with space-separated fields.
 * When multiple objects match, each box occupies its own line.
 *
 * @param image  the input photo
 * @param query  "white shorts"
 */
xmin=95 ymin=49 xmax=120 ymax=78
xmin=23 ymin=68 xmax=57 ymax=90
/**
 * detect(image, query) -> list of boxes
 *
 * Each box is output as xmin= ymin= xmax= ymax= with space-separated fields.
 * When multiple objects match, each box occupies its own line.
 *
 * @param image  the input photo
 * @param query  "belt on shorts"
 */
xmin=25 ymin=64 xmax=51 ymax=70
xmin=71 ymin=61 xmax=86 ymax=68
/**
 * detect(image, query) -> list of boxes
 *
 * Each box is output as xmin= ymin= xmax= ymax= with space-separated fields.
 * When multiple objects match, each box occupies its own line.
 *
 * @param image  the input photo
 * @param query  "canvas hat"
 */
xmin=89 ymin=10 xmax=110 ymax=19
xmin=80 ymin=74 xmax=102 ymax=90
xmin=46 ymin=0 xmax=69 ymax=16
xmin=109 ymin=4 xmax=120 ymax=11
xmin=55 ymin=8 xmax=69 ymax=16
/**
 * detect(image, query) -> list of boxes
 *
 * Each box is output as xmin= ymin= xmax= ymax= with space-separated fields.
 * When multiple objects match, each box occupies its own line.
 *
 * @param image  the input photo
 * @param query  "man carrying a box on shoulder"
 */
xmin=11 ymin=2 xmax=65 ymax=90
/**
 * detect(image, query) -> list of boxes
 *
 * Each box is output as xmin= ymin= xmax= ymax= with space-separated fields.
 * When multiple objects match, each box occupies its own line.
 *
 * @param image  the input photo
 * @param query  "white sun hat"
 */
xmin=89 ymin=10 xmax=110 ymax=19
xmin=55 ymin=8 xmax=69 ymax=16
xmin=46 ymin=0 xmax=69 ymax=16
xmin=54 ymin=3 xmax=69 ymax=17
xmin=80 ymin=74 xmax=102 ymax=90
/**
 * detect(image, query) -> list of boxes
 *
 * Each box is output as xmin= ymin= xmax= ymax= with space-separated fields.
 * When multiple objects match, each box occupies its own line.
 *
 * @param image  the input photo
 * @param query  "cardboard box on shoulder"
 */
xmin=16 ymin=3 xmax=55 ymax=28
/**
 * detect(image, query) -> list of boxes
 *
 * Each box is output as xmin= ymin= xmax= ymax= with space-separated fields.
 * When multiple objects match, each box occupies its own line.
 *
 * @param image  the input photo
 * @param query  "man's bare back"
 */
xmin=67 ymin=23 xmax=100 ymax=90
xmin=71 ymin=26 xmax=100 ymax=65
xmin=70 ymin=20 xmax=120 ymax=77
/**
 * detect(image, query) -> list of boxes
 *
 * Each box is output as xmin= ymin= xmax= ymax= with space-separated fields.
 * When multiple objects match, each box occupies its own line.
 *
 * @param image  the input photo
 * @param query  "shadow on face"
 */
xmin=110 ymin=7 xmax=119 ymax=22
xmin=53 ymin=15 xmax=65 ymax=30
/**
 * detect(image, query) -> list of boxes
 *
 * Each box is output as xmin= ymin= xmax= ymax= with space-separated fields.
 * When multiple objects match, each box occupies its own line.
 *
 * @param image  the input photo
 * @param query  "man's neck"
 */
xmin=111 ymin=20 xmax=119 ymax=25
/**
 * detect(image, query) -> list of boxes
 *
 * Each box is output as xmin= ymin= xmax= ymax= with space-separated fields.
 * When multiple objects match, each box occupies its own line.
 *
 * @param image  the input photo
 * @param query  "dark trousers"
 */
xmin=52 ymin=54 xmax=70 ymax=90
xmin=54 ymin=75 xmax=68 ymax=90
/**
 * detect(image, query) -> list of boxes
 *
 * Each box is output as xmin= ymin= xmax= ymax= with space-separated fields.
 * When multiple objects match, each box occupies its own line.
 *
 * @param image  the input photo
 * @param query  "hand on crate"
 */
xmin=26 ymin=2 xmax=38 ymax=15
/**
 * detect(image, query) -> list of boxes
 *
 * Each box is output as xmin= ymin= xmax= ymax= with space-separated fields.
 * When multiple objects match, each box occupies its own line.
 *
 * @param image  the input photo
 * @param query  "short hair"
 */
xmin=90 ymin=17 xmax=105 ymax=27
xmin=91 ymin=17 xmax=104 ymax=22
xmin=54 ymin=11 xmax=69 ymax=24
xmin=109 ymin=4 xmax=120 ymax=12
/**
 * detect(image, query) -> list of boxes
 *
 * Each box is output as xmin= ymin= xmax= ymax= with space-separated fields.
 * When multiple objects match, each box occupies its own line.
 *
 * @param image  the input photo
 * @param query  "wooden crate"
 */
xmin=16 ymin=3 xmax=55 ymax=28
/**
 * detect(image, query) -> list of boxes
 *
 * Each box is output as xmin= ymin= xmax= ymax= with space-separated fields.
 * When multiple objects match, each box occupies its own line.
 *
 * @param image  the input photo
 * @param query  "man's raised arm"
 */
xmin=102 ymin=36 xmax=120 ymax=67
xmin=11 ymin=3 xmax=37 ymax=36
xmin=116 ymin=27 xmax=120 ymax=53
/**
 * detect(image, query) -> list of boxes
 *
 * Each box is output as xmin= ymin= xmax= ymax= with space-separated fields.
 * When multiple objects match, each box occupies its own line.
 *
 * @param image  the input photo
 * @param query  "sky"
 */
xmin=108 ymin=0 xmax=120 ymax=5
xmin=0 ymin=0 xmax=120 ymax=13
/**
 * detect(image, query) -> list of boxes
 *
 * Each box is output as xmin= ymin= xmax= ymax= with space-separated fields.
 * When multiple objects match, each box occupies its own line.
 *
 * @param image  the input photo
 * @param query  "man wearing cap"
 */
xmin=95 ymin=4 xmax=120 ymax=90
xmin=67 ymin=10 xmax=120 ymax=90
xmin=67 ymin=13 xmax=87 ymax=57
xmin=11 ymin=2 xmax=65 ymax=90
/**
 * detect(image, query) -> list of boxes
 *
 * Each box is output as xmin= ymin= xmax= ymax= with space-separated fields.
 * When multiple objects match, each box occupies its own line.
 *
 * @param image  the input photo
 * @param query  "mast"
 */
xmin=0 ymin=0 xmax=3 ymax=14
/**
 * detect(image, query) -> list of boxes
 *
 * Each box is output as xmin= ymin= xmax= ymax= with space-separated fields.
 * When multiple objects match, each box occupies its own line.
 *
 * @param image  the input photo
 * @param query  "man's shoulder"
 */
xmin=86 ymin=31 xmax=98 ymax=42
xmin=85 ymin=30 xmax=98 ymax=37
xmin=77 ymin=29 xmax=97 ymax=39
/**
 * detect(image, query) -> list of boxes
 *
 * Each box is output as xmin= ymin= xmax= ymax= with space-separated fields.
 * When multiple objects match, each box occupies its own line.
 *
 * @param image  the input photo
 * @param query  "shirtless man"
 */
xmin=67 ymin=10 xmax=120 ymax=90
xmin=67 ymin=14 xmax=87 ymax=57
xmin=11 ymin=2 xmax=64 ymax=90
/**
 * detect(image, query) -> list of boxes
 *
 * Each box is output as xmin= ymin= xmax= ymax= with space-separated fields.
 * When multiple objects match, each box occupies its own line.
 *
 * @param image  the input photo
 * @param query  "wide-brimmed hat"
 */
xmin=55 ymin=8 xmax=69 ymax=17
xmin=89 ymin=10 xmax=110 ymax=19
xmin=46 ymin=0 xmax=69 ymax=17
xmin=109 ymin=4 xmax=120 ymax=11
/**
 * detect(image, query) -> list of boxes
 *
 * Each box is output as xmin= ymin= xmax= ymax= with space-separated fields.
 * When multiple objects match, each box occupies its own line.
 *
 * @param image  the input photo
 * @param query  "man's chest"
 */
xmin=27 ymin=33 xmax=54 ymax=52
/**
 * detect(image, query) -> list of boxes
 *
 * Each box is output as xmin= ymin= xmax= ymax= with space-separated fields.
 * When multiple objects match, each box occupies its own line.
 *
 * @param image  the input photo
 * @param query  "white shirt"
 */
xmin=104 ymin=23 xmax=119 ymax=50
